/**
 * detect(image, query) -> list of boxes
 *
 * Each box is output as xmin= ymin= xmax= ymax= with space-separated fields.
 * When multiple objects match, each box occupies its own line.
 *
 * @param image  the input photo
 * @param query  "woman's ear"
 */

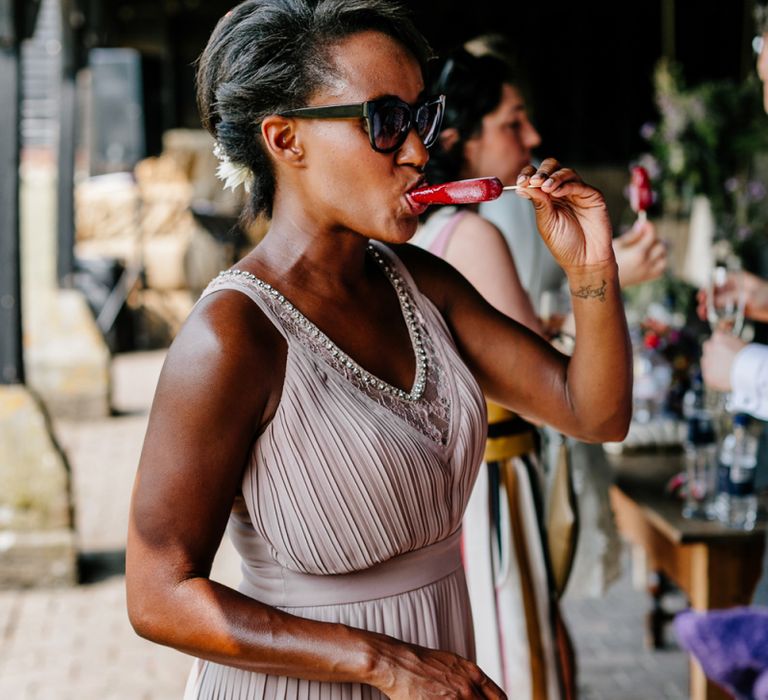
xmin=260 ymin=115 xmax=304 ymax=167
xmin=439 ymin=127 xmax=460 ymax=152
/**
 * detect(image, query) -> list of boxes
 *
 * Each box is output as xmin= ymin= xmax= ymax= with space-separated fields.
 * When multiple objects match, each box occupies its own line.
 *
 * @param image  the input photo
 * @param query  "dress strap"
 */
xmin=197 ymin=273 xmax=290 ymax=341
xmin=429 ymin=209 xmax=468 ymax=258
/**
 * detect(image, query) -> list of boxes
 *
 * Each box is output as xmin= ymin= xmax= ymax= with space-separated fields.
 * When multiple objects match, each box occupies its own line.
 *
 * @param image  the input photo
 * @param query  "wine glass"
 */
xmin=706 ymin=264 xmax=745 ymax=336
xmin=705 ymin=262 xmax=746 ymax=419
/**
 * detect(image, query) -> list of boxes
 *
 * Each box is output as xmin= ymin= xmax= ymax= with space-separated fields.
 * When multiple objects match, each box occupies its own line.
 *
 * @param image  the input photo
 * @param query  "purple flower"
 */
xmin=640 ymin=122 xmax=656 ymax=141
xmin=724 ymin=177 xmax=740 ymax=193
xmin=737 ymin=226 xmax=753 ymax=241
xmin=638 ymin=153 xmax=662 ymax=180
xmin=657 ymin=96 xmax=686 ymax=140
xmin=748 ymin=180 xmax=767 ymax=202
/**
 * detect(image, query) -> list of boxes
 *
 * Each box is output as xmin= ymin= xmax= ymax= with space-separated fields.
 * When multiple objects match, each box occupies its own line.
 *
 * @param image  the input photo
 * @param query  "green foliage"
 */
xmin=623 ymin=271 xmax=697 ymax=322
xmin=640 ymin=59 xmax=768 ymax=251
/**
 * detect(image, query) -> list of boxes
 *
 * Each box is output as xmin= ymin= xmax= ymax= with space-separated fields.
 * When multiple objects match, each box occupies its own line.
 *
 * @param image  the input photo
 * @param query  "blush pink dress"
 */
xmin=183 ymin=241 xmax=487 ymax=699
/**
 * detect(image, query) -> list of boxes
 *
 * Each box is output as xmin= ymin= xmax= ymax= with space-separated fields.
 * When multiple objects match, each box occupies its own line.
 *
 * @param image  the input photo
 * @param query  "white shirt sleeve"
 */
xmin=728 ymin=343 xmax=768 ymax=420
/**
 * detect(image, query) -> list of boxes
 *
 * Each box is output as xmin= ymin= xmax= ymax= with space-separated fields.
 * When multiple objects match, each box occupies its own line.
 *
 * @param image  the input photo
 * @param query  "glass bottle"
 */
xmin=681 ymin=373 xmax=718 ymax=519
xmin=722 ymin=414 xmax=759 ymax=530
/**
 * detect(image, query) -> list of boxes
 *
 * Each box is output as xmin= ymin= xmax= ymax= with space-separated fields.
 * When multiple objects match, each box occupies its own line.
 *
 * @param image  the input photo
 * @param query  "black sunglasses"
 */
xmin=278 ymin=94 xmax=445 ymax=153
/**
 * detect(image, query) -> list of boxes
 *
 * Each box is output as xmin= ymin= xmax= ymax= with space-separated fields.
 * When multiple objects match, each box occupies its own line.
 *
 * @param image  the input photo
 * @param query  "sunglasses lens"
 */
xmin=371 ymin=101 xmax=410 ymax=151
xmin=368 ymin=96 xmax=444 ymax=152
xmin=417 ymin=99 xmax=443 ymax=149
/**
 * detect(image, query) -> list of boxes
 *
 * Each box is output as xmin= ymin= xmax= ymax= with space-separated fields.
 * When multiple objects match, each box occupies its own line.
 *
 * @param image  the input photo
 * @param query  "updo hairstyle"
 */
xmin=196 ymin=0 xmax=431 ymax=222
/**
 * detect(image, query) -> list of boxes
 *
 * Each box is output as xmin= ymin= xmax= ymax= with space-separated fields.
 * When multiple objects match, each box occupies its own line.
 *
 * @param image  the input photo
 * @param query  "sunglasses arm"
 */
xmin=278 ymin=104 xmax=365 ymax=119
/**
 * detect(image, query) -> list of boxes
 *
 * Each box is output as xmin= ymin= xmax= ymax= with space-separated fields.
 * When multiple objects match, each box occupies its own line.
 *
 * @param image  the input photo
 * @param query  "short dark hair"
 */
xmin=425 ymin=48 xmax=512 ymax=187
xmin=196 ymin=0 xmax=431 ymax=222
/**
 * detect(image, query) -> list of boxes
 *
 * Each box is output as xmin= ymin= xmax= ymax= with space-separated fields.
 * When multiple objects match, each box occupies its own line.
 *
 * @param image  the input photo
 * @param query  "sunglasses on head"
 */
xmin=278 ymin=94 xmax=445 ymax=153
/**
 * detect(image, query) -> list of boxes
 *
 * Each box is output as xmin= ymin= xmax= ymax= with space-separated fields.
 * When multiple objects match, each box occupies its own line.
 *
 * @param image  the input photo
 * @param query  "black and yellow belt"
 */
xmin=484 ymin=402 xmax=538 ymax=462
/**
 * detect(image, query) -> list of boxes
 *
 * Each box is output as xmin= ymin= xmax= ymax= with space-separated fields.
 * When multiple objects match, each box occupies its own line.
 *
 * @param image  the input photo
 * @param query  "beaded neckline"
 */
xmin=214 ymin=244 xmax=428 ymax=402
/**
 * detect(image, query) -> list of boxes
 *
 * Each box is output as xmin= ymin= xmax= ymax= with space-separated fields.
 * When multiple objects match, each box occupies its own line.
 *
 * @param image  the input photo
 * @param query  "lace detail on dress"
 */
xmin=202 ymin=246 xmax=452 ymax=446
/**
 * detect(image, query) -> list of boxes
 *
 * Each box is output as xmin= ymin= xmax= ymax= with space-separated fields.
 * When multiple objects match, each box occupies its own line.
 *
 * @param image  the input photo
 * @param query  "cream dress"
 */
xmin=183 ymin=241 xmax=487 ymax=699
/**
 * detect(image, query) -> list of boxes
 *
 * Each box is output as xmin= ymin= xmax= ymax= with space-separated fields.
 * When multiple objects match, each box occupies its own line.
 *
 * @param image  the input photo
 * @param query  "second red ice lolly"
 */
xmin=629 ymin=166 xmax=653 ymax=214
xmin=409 ymin=177 xmax=504 ymax=205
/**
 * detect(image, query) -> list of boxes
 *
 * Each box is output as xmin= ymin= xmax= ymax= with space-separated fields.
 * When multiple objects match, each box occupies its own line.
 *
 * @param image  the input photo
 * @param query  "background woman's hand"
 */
xmin=516 ymin=158 xmax=614 ymax=271
xmin=369 ymin=635 xmax=506 ymax=699
xmin=613 ymin=220 xmax=668 ymax=288
xmin=701 ymin=330 xmax=747 ymax=392
xmin=697 ymin=270 xmax=768 ymax=324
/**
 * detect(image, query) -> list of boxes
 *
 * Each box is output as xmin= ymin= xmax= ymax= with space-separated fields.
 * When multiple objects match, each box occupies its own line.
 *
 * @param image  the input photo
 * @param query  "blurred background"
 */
xmin=1 ymin=1 xmax=766 ymax=699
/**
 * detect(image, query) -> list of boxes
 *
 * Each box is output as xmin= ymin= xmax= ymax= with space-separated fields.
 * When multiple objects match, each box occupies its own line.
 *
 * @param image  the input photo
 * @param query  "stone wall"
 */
xmin=0 ymin=386 xmax=77 ymax=587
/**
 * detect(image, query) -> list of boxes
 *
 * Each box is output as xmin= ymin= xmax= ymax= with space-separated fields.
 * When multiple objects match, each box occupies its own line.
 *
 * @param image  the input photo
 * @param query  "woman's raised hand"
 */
xmin=612 ymin=220 xmax=668 ymax=288
xmin=697 ymin=270 xmax=768 ymax=324
xmin=516 ymin=158 xmax=614 ymax=271
xmin=369 ymin=636 xmax=506 ymax=699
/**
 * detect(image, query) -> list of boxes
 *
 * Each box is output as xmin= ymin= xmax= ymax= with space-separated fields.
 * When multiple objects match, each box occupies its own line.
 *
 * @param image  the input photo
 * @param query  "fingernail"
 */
xmin=543 ymin=178 xmax=555 ymax=188
xmin=530 ymin=174 xmax=543 ymax=182
xmin=517 ymin=175 xmax=526 ymax=184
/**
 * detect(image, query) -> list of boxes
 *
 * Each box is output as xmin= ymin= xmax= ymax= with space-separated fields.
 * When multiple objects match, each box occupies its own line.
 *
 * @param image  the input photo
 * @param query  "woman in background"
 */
xmin=465 ymin=34 xmax=668 ymax=607
xmin=412 ymin=49 xmax=573 ymax=700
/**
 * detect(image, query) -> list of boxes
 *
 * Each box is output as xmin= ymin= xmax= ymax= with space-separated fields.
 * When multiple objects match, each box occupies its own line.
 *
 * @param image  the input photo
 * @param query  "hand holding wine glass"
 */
xmin=704 ymin=264 xmax=746 ymax=336
xmin=698 ymin=269 xmax=768 ymax=326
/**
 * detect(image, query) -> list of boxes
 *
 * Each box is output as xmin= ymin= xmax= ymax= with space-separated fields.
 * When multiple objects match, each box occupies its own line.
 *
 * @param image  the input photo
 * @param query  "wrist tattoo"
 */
xmin=570 ymin=279 xmax=607 ymax=303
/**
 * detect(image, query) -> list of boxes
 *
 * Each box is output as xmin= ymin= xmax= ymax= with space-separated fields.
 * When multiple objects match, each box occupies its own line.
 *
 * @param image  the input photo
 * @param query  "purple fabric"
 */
xmin=674 ymin=607 xmax=768 ymax=700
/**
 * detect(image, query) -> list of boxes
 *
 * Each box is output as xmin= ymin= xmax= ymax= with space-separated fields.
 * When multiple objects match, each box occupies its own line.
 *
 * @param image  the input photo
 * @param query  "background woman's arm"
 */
xmin=442 ymin=213 xmax=545 ymax=336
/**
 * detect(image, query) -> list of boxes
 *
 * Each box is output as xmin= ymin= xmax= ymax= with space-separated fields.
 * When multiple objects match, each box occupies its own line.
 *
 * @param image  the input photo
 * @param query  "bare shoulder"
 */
xmin=156 ymin=288 xmax=287 ymax=432
xmin=129 ymin=289 xmax=287 ymax=583
xmin=393 ymin=212 xmax=510 ymax=296
xmin=453 ymin=210 xmax=502 ymax=237
xmin=449 ymin=211 xmax=511 ymax=255
xmin=395 ymin=212 xmax=508 ymax=274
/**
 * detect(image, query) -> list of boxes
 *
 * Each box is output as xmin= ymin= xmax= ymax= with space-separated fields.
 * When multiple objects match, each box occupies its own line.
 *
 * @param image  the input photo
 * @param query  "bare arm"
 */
xmin=442 ymin=212 xmax=545 ymax=335
xmin=125 ymin=292 xmax=504 ymax=699
xmin=404 ymin=160 xmax=632 ymax=443
xmin=541 ymin=218 xmax=666 ymax=340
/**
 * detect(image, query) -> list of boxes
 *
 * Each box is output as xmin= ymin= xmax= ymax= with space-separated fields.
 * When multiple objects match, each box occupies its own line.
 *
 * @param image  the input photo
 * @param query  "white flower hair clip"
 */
xmin=213 ymin=141 xmax=254 ymax=193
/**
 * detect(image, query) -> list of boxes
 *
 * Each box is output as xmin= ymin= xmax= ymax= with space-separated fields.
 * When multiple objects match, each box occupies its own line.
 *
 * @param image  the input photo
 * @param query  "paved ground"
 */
xmin=0 ymin=350 xmax=692 ymax=699
xmin=563 ymin=564 xmax=689 ymax=700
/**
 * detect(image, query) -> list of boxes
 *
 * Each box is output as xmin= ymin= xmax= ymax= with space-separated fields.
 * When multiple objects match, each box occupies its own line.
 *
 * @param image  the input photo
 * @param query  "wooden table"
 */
xmin=608 ymin=452 xmax=766 ymax=700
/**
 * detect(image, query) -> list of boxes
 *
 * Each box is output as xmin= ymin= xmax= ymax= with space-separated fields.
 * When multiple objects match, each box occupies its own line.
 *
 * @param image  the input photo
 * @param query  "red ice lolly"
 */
xmin=409 ymin=177 xmax=504 ymax=205
xmin=629 ymin=166 xmax=653 ymax=220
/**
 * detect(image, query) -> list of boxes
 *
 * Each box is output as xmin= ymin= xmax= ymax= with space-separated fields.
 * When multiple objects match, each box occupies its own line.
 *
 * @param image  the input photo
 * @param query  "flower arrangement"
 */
xmin=636 ymin=305 xmax=701 ymax=418
xmin=637 ymin=59 xmax=768 ymax=254
xmin=640 ymin=312 xmax=698 ymax=365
